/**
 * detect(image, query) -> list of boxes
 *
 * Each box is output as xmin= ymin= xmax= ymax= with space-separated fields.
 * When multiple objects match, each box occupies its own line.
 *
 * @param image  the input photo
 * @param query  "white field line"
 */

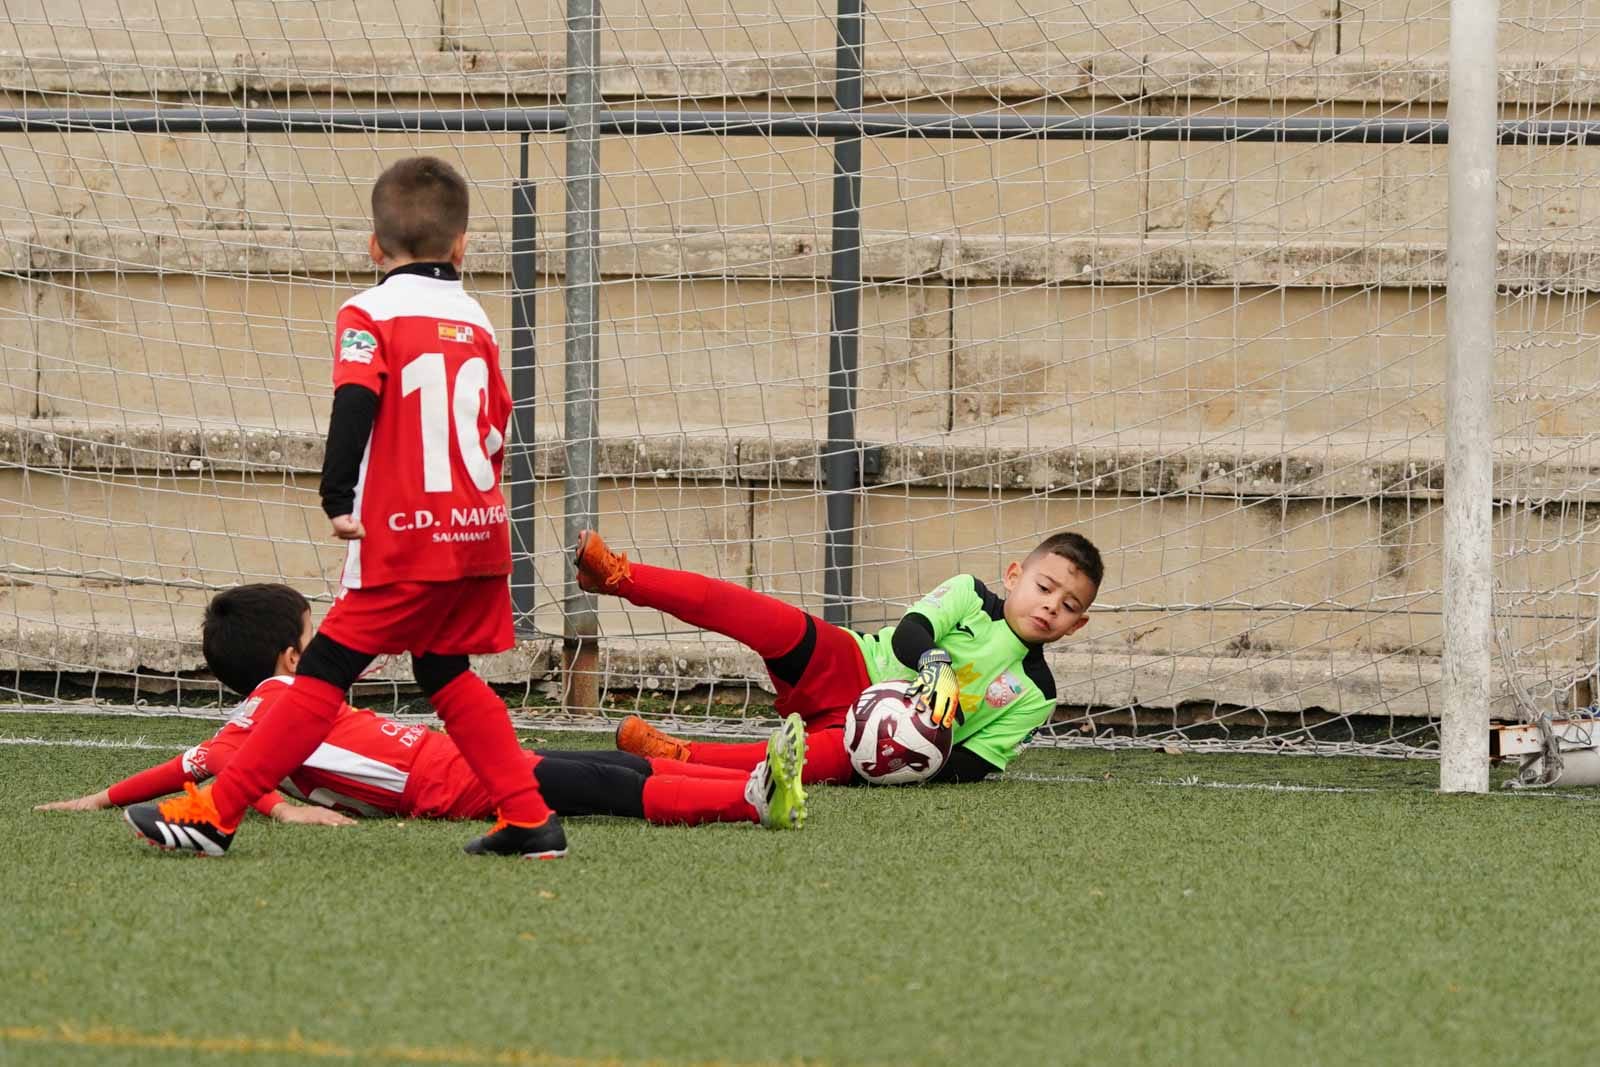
xmin=0 ymin=736 xmax=177 ymax=750
xmin=0 ymin=739 xmax=1389 ymax=794
xmin=13 ymin=736 xmax=1600 ymax=802
xmin=0 ymin=704 xmax=773 ymax=736
xmin=0 ymin=705 xmax=233 ymax=722
xmin=1 ymin=706 xmax=1444 ymax=756
xmin=1001 ymin=771 xmax=1380 ymax=794
xmin=1004 ymin=770 xmax=1600 ymax=801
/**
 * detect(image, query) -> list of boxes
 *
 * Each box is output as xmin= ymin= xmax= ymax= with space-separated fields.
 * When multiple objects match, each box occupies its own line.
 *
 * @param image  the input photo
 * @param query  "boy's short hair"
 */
xmin=1027 ymin=531 xmax=1104 ymax=590
xmin=371 ymin=155 xmax=470 ymax=261
xmin=202 ymin=584 xmax=312 ymax=696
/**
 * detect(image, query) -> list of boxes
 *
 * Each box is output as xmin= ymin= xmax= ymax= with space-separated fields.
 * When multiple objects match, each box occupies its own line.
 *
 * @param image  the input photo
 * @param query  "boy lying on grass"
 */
xmin=37 ymin=584 xmax=807 ymax=836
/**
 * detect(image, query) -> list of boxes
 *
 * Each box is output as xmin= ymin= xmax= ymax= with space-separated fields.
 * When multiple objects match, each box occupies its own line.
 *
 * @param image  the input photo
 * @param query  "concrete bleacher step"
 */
xmin=6 ymin=421 xmax=1600 ymax=502
xmin=2 ymin=45 xmax=1596 ymax=106
xmin=3 ymin=226 xmax=1596 ymax=291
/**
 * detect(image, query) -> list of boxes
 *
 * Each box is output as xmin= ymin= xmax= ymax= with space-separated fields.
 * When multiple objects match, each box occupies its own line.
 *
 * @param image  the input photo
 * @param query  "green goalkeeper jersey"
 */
xmin=850 ymin=574 xmax=1057 ymax=770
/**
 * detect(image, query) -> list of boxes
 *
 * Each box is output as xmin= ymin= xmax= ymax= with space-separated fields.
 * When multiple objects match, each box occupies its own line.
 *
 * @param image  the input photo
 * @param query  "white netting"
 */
xmin=0 ymin=1 xmax=1597 ymax=760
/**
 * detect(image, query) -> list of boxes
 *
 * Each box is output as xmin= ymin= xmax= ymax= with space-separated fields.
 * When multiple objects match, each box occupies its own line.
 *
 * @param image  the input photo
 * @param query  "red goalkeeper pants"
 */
xmin=618 ymin=562 xmax=870 ymax=784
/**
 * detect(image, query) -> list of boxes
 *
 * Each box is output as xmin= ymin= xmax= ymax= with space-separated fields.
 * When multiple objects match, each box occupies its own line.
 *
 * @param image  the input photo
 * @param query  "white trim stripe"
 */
xmin=302 ymin=742 xmax=410 ymax=794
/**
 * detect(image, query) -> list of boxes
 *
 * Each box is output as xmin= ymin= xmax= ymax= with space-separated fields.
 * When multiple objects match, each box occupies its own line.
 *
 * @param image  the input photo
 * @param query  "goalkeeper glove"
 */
xmin=907 ymin=649 xmax=963 ymax=729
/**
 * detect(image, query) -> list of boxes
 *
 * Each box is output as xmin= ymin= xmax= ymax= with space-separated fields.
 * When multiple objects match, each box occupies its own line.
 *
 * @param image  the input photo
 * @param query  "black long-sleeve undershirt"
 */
xmin=890 ymin=610 xmax=937 ymax=672
xmin=320 ymin=384 xmax=379 ymax=519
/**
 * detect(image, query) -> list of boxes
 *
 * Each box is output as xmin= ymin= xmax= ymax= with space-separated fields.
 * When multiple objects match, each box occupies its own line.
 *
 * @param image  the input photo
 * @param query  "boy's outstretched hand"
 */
xmin=909 ymin=649 xmax=963 ymax=729
xmin=36 ymin=791 xmax=354 ymax=827
xmin=272 ymin=804 xmax=357 ymax=827
xmin=35 ymin=790 xmax=112 ymax=812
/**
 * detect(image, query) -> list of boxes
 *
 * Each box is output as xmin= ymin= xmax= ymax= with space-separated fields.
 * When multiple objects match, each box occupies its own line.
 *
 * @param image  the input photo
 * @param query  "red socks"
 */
xmin=641 ymin=775 xmax=757 ymax=825
xmin=686 ymin=730 xmax=857 ymax=785
xmin=681 ymin=738 xmax=769 ymax=773
xmin=620 ymin=563 xmax=807 ymax=660
xmin=210 ymin=675 xmax=345 ymax=826
xmin=432 ymin=672 xmax=552 ymax=826
xmin=646 ymin=758 xmax=747 ymax=780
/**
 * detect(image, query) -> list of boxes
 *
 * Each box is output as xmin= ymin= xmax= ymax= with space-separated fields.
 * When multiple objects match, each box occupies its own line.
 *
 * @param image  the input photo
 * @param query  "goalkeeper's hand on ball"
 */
xmin=908 ymin=649 xmax=962 ymax=729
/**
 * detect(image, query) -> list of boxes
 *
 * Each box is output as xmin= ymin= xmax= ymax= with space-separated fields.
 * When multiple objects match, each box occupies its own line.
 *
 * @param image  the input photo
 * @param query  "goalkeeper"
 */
xmin=575 ymin=528 xmax=1102 ymax=785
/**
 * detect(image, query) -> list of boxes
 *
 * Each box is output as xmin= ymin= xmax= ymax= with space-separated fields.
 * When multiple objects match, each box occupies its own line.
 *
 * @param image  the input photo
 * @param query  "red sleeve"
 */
xmin=485 ymin=336 xmax=511 ymax=463
xmin=332 ymin=305 xmax=386 ymax=394
xmin=102 ymin=754 xmax=285 ymax=814
xmin=180 ymin=722 xmax=290 ymax=817
xmin=251 ymin=791 xmax=287 ymax=816
xmin=195 ymin=734 xmax=287 ymax=816
xmin=105 ymin=756 xmax=192 ymax=806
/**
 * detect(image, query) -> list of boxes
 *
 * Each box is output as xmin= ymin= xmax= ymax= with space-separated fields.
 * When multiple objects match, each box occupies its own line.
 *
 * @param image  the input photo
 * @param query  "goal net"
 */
xmin=1 ymin=0 xmax=1597 ymax=760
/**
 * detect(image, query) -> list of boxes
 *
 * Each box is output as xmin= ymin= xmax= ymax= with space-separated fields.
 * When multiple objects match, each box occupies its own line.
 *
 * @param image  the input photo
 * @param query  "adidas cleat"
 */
xmin=464 ymin=814 xmax=568 ymax=859
xmin=124 ymin=782 xmax=236 ymax=857
xmin=746 ymin=714 xmax=807 ymax=830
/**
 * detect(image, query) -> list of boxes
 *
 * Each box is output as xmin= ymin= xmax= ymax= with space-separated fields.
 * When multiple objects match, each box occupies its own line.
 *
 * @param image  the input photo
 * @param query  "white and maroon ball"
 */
xmin=842 ymin=681 xmax=952 ymax=785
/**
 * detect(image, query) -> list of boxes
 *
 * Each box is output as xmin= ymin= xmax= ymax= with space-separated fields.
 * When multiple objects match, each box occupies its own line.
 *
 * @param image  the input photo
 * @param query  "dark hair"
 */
xmin=202 ymin=584 xmax=312 ymax=695
xmin=1028 ymin=531 xmax=1104 ymax=590
xmin=371 ymin=155 xmax=470 ymax=261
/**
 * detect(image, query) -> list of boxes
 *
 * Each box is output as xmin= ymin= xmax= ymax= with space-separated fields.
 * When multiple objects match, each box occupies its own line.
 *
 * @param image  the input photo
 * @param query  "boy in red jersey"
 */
xmin=124 ymin=157 xmax=567 ymax=858
xmin=42 ymin=585 xmax=808 ymax=832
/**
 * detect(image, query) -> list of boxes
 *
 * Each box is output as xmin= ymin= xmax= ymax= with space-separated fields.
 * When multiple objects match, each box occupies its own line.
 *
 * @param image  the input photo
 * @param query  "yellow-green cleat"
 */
xmin=746 ymin=713 xmax=808 ymax=830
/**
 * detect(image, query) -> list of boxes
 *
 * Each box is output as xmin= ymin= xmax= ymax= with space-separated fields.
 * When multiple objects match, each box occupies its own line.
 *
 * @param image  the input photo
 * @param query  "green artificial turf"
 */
xmin=2 ymin=712 xmax=1592 ymax=1066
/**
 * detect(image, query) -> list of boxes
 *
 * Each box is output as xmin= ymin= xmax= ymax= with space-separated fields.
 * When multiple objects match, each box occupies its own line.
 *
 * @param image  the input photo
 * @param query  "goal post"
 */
xmin=1440 ymin=0 xmax=1499 ymax=793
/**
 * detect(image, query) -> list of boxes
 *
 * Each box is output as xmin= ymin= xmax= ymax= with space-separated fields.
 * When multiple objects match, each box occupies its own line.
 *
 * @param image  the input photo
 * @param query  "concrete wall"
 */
xmin=5 ymin=0 xmax=1584 ymax=65
xmin=2 ymin=3 xmax=1599 ymax=719
xmin=8 ymin=126 xmax=1600 ymax=244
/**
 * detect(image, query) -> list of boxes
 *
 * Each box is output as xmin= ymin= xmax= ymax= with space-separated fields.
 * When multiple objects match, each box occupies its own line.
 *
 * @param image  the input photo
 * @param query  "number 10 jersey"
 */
xmin=330 ymin=269 xmax=513 ymax=589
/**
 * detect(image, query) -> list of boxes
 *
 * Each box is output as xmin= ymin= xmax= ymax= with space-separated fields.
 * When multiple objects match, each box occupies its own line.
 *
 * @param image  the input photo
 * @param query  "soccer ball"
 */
xmin=842 ymin=681 xmax=951 ymax=785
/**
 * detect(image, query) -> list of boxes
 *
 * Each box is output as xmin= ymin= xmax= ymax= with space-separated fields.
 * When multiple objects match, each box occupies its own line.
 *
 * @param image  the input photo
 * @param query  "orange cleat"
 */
xmin=615 ymin=714 xmax=692 ymax=762
xmin=124 ymin=782 xmax=237 ymax=857
xmin=573 ymin=529 xmax=632 ymax=596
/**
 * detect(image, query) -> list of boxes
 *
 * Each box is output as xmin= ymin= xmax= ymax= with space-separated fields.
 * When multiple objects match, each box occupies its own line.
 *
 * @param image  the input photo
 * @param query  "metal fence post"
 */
xmin=823 ymin=0 xmax=864 ymax=627
xmin=563 ymin=0 xmax=602 ymax=712
xmin=509 ymin=135 xmax=538 ymax=631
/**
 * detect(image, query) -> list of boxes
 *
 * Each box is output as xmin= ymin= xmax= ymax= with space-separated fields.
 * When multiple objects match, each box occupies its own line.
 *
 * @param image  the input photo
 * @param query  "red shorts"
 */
xmin=318 ymin=577 xmax=514 ymax=657
xmin=771 ymin=614 xmax=873 ymax=731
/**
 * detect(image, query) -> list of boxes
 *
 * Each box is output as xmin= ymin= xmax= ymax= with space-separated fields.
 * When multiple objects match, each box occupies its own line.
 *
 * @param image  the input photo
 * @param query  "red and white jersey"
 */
xmin=183 ymin=676 xmax=507 ymax=820
xmin=331 ymin=267 xmax=513 ymax=588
